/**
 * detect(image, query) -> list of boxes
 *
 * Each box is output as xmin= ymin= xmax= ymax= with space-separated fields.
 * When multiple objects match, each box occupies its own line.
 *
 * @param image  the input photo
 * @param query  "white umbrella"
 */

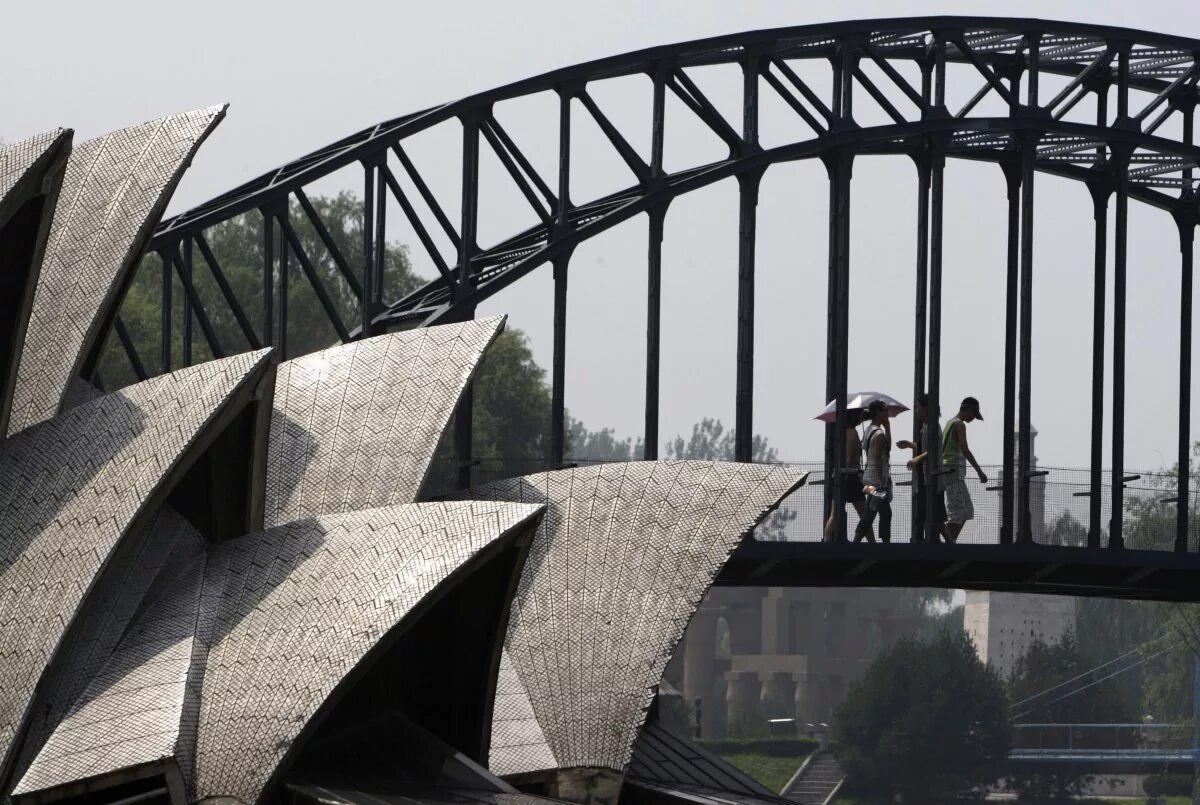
xmin=815 ymin=391 xmax=909 ymax=423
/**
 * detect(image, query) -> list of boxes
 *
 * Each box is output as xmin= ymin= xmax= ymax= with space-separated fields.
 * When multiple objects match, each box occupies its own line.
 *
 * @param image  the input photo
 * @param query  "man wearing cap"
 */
xmin=940 ymin=396 xmax=988 ymax=542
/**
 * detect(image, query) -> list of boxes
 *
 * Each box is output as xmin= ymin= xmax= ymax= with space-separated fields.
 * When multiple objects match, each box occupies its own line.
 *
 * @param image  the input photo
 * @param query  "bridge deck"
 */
xmin=718 ymin=541 xmax=1200 ymax=601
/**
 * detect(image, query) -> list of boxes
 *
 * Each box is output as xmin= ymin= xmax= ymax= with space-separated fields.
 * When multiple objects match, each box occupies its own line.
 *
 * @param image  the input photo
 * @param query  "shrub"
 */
xmin=699 ymin=738 xmax=819 ymax=758
xmin=1143 ymin=773 xmax=1192 ymax=796
xmin=833 ymin=630 xmax=1010 ymax=801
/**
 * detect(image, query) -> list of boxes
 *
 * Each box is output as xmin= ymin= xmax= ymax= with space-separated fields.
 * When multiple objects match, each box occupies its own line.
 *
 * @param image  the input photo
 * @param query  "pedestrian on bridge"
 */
xmin=898 ymin=393 xmax=945 ymax=543
xmin=823 ymin=409 xmax=869 ymax=542
xmin=940 ymin=397 xmax=988 ymax=543
xmin=857 ymin=399 xmax=893 ymax=543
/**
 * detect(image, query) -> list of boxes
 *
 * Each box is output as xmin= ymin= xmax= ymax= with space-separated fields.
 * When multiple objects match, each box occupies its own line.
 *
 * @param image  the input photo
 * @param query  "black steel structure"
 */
xmin=100 ymin=17 xmax=1200 ymax=560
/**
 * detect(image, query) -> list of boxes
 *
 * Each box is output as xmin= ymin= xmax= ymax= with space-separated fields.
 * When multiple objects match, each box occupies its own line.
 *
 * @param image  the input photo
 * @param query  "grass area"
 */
xmin=1095 ymin=798 xmax=1192 ymax=804
xmin=718 ymin=753 xmax=804 ymax=794
xmin=699 ymin=737 xmax=818 ymax=793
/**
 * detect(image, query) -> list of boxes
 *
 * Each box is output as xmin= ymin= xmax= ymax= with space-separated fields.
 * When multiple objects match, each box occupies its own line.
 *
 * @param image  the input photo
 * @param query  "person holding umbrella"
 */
xmin=817 ymin=392 xmax=907 ymax=542
xmin=857 ymin=399 xmax=893 ymax=543
xmin=823 ymin=409 xmax=868 ymax=542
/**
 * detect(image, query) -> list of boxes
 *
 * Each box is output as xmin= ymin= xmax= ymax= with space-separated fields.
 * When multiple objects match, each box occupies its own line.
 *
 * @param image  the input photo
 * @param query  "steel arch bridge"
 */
xmin=95 ymin=17 xmax=1200 ymax=594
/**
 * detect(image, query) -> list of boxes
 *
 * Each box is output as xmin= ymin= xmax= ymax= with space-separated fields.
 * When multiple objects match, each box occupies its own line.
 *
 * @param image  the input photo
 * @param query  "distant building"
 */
xmin=964 ymin=591 xmax=1076 ymax=680
xmin=965 ymin=426 xmax=1074 ymax=679
xmin=678 ymin=587 xmax=922 ymax=738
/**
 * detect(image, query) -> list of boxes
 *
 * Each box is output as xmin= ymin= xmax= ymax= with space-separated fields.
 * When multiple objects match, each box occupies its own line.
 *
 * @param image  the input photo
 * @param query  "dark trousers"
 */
xmin=856 ymin=492 xmax=892 ymax=543
xmin=913 ymin=479 xmax=946 ymax=542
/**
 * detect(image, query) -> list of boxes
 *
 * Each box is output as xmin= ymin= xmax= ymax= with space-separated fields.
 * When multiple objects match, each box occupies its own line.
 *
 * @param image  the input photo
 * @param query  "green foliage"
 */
xmin=1124 ymin=444 xmax=1200 ymax=552
xmin=1140 ymin=636 xmax=1196 ymax=724
xmin=698 ymin=737 xmax=819 ymax=757
xmin=663 ymin=417 xmax=777 ymax=462
xmin=93 ymin=194 xmax=805 ymax=512
xmin=1045 ymin=510 xmax=1088 ymax=547
xmin=565 ymin=418 xmax=643 ymax=461
xmin=472 ymin=328 xmax=551 ymax=473
xmin=726 ymin=706 xmax=770 ymax=740
xmin=1076 ymin=597 xmax=1162 ymax=716
xmin=715 ymin=617 xmax=731 ymax=659
xmin=1007 ymin=631 xmax=1131 ymax=803
xmin=913 ymin=603 xmax=965 ymax=640
xmin=663 ymin=418 xmax=797 ymax=539
xmin=1144 ymin=774 xmax=1194 ymax=797
xmin=656 ymin=695 xmax=694 ymax=738
xmin=713 ymin=753 xmax=810 ymax=794
xmin=96 ymin=192 xmax=420 ymax=388
xmin=1008 ymin=630 xmax=1130 ymax=723
xmin=702 ymin=740 xmax=818 ymax=793
xmin=833 ymin=630 xmax=1010 ymax=801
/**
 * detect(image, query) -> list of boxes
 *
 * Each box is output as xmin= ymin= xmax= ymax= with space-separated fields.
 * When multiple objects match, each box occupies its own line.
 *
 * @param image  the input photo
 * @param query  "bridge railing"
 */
xmin=424 ymin=456 xmax=1200 ymax=552
xmin=755 ymin=462 xmax=1200 ymax=549
xmin=1010 ymin=723 xmax=1194 ymax=758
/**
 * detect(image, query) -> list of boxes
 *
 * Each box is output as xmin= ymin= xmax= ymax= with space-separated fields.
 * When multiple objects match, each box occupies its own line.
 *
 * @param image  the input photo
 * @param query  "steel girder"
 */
xmin=100 ymin=16 xmax=1200 ymax=550
xmin=140 ymin=17 xmax=1200 ymax=336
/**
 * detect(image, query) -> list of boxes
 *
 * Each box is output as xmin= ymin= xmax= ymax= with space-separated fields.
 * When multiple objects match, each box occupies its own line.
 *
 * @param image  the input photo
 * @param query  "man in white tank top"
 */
xmin=856 ymin=399 xmax=893 ymax=543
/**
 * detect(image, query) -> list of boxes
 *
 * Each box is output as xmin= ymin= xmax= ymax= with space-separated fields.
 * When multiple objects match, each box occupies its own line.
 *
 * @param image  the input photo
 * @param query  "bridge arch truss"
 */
xmin=101 ymin=16 xmax=1200 ymax=551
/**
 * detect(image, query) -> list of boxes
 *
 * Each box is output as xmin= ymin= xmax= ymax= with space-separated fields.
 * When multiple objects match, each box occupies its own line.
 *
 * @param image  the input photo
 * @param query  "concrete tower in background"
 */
xmin=964 ymin=592 xmax=1077 ymax=680
xmin=966 ymin=426 xmax=1072 ymax=679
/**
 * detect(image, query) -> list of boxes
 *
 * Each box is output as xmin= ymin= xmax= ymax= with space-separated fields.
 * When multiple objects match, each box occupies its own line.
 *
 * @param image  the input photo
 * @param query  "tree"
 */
xmin=663 ymin=418 xmax=797 ymax=541
xmin=97 ymin=191 xmax=420 ymax=384
xmin=1006 ymin=631 xmax=1129 ymax=803
xmin=94 ymin=193 xmax=555 ymax=485
xmin=93 ymin=194 xmax=802 ymax=510
xmin=1045 ymin=511 xmax=1088 ymax=547
xmin=565 ymin=418 xmax=642 ymax=462
xmin=663 ymin=417 xmax=777 ymax=463
xmin=833 ymin=630 xmax=1010 ymax=802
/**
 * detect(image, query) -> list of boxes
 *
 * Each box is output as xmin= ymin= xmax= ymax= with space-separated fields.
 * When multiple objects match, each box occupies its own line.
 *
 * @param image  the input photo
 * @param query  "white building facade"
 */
xmin=964 ymin=591 xmax=1077 ymax=680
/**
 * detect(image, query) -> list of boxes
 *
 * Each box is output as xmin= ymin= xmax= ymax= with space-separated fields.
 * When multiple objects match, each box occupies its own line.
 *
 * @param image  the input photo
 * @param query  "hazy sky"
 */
xmin=6 ymin=0 xmax=1200 ymax=472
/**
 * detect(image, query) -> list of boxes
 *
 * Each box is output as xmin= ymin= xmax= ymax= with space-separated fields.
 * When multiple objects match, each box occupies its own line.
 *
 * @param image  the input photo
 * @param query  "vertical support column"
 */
xmin=1026 ymin=33 xmax=1041 ymax=109
xmin=1111 ymin=159 xmax=1129 ymax=549
xmin=1178 ymin=97 xmax=1197 ymax=553
xmin=1016 ymin=132 xmax=1038 ymax=544
xmin=361 ymin=156 xmax=378 ymax=339
xmin=263 ymin=209 xmax=275 ymax=348
xmin=1001 ymin=159 xmax=1022 ymax=545
xmin=373 ymin=168 xmax=387 ymax=326
xmin=182 ymin=238 xmax=193 ymax=367
xmin=455 ymin=115 xmax=482 ymax=490
xmin=645 ymin=67 xmax=667 ymax=461
xmin=1109 ymin=44 xmax=1132 ymax=548
xmin=823 ymin=149 xmax=853 ymax=540
xmin=645 ymin=207 xmax=665 ymax=460
xmin=547 ymin=92 xmax=571 ymax=470
xmin=735 ymin=171 xmax=762 ymax=462
xmin=1088 ymin=179 xmax=1111 ymax=547
xmin=922 ymin=35 xmax=948 ymax=544
xmin=160 ymin=250 xmax=172 ymax=373
xmin=823 ymin=168 xmax=838 ymax=525
xmin=1178 ymin=215 xmax=1196 ymax=552
xmin=278 ymin=205 xmax=289 ymax=360
xmin=823 ymin=35 xmax=857 ymax=538
xmin=735 ymin=52 xmax=762 ymax=463
xmin=911 ymin=152 xmax=931 ymax=542
xmin=551 ymin=253 xmax=570 ymax=468
xmin=925 ymin=145 xmax=946 ymax=544
xmin=1087 ymin=80 xmax=1112 ymax=547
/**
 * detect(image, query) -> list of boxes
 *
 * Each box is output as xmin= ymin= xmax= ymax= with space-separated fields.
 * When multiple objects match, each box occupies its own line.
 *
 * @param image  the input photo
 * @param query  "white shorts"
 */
xmin=944 ymin=479 xmax=974 ymax=525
